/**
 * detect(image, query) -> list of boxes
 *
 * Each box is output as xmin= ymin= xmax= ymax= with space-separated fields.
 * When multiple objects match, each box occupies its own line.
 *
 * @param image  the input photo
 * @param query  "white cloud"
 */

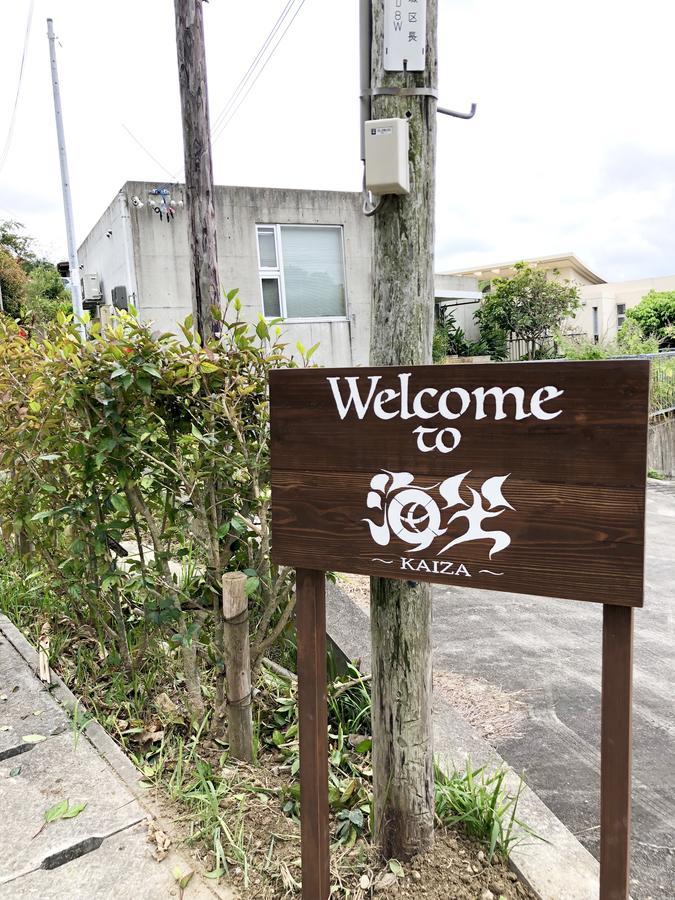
xmin=1 ymin=0 xmax=675 ymax=281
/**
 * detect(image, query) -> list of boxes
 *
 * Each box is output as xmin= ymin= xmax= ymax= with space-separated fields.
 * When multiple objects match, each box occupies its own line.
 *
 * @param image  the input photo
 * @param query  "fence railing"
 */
xmin=506 ymin=333 xmax=585 ymax=361
xmin=613 ymin=350 xmax=675 ymax=417
xmin=506 ymin=340 xmax=675 ymax=418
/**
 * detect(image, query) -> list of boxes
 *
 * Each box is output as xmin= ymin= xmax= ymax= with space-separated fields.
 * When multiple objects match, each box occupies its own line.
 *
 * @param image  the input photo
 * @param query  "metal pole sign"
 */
xmin=270 ymin=359 xmax=650 ymax=900
xmin=383 ymin=0 xmax=427 ymax=71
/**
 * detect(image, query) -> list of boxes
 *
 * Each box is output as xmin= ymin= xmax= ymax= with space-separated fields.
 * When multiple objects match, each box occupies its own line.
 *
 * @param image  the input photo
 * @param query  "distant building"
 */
xmin=78 ymin=181 xmax=374 ymax=367
xmin=444 ymin=253 xmax=675 ymax=345
xmin=77 ymin=181 xmax=484 ymax=366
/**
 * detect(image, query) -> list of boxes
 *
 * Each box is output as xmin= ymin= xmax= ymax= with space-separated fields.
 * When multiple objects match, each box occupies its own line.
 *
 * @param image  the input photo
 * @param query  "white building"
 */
xmin=78 ymin=181 xmax=374 ymax=367
xmin=444 ymin=253 xmax=675 ymax=345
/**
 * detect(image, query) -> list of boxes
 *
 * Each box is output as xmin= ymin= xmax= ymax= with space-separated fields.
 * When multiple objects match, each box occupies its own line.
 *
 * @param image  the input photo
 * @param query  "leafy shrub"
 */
xmin=627 ymin=290 xmax=675 ymax=348
xmin=0 ymin=298 xmax=305 ymax=725
xmin=433 ymin=307 xmax=489 ymax=362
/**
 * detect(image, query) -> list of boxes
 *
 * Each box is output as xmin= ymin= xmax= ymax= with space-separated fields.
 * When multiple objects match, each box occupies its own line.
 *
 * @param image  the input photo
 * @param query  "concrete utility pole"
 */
xmin=47 ymin=18 xmax=85 ymax=338
xmin=173 ymin=0 xmax=220 ymax=342
xmin=367 ymin=0 xmax=438 ymax=860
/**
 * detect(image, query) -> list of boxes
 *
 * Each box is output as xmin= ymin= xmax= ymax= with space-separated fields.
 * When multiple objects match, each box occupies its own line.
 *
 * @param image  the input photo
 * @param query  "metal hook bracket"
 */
xmin=364 ymin=88 xmax=477 ymax=120
xmin=438 ymin=102 xmax=477 ymax=120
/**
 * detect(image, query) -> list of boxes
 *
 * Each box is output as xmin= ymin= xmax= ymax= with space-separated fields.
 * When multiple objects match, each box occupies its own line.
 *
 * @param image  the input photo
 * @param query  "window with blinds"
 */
xmin=256 ymin=224 xmax=347 ymax=320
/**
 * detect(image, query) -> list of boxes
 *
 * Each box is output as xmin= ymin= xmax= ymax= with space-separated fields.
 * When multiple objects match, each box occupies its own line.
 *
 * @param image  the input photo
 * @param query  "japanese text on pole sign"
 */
xmin=384 ymin=0 xmax=427 ymax=71
xmin=270 ymin=361 xmax=650 ymax=607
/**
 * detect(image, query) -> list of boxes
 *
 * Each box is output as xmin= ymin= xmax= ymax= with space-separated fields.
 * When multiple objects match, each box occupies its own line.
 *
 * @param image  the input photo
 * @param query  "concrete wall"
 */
xmin=648 ymin=415 xmax=675 ymax=478
xmin=77 ymin=191 xmax=137 ymax=309
xmin=79 ymin=182 xmax=373 ymax=368
xmin=578 ymin=273 xmax=675 ymax=343
xmin=434 ymin=273 xmax=482 ymax=341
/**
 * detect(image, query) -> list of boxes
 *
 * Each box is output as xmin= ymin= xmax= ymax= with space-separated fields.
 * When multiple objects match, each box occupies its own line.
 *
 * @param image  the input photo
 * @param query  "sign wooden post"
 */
xmin=600 ymin=605 xmax=634 ymax=900
xmin=271 ymin=360 xmax=650 ymax=900
xmin=295 ymin=569 xmax=330 ymax=898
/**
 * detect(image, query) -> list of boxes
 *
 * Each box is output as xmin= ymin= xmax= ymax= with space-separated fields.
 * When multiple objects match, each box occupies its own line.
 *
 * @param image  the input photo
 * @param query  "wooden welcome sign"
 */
xmin=270 ymin=360 xmax=650 ymax=900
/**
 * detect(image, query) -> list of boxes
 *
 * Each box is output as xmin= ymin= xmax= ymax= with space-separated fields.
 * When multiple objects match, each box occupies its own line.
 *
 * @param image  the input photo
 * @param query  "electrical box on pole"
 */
xmin=364 ymin=118 xmax=410 ymax=195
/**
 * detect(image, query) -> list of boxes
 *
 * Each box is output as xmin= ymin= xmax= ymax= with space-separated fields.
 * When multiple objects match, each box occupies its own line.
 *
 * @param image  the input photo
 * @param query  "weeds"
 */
xmin=435 ymin=760 xmax=532 ymax=860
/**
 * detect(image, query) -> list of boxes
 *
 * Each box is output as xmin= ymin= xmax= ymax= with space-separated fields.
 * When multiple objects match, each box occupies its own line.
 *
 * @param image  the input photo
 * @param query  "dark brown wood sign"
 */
xmin=271 ymin=360 xmax=650 ymax=607
xmin=270 ymin=359 xmax=650 ymax=900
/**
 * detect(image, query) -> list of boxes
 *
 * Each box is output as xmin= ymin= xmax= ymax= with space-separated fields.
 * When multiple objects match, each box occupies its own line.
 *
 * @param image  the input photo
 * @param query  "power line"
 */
xmin=211 ymin=0 xmax=308 ymax=144
xmin=121 ymin=124 xmax=181 ymax=183
xmin=210 ymin=0 xmax=296 ymax=137
xmin=0 ymin=0 xmax=35 ymax=175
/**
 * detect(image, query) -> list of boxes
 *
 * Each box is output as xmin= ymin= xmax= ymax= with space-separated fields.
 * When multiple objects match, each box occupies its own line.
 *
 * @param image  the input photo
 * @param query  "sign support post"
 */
xmin=296 ymin=568 xmax=330 ymax=898
xmin=600 ymin=604 xmax=634 ymax=900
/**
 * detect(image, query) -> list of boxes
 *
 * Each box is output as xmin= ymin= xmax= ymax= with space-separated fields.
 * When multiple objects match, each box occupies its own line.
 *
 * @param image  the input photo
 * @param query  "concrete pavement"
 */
xmin=431 ymin=481 xmax=675 ymax=900
xmin=0 ymin=615 xmax=229 ymax=899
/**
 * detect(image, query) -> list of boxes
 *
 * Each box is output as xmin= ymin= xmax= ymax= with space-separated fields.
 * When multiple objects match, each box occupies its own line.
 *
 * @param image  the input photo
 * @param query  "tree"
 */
xmin=0 ymin=248 xmax=28 ymax=319
xmin=0 ymin=220 xmax=68 ymax=323
xmin=368 ymin=0 xmax=437 ymax=862
xmin=627 ymin=291 xmax=675 ymax=348
xmin=24 ymin=263 xmax=71 ymax=324
xmin=0 ymin=219 xmax=38 ymax=266
xmin=476 ymin=262 xmax=580 ymax=360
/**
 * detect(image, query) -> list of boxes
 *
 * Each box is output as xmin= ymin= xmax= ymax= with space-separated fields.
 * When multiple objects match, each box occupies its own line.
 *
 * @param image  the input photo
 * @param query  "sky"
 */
xmin=1 ymin=0 xmax=674 ymax=282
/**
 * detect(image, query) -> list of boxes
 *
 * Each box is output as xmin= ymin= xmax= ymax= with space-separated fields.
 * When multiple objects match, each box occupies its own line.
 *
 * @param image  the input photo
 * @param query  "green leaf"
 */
xmin=30 ymin=511 xmax=53 ymax=522
xmin=245 ymin=575 xmax=259 ymax=596
xmin=62 ymin=801 xmax=87 ymax=819
xmin=348 ymin=808 xmax=364 ymax=828
xmin=255 ymin=318 xmax=269 ymax=341
xmin=389 ymin=859 xmax=404 ymax=878
xmin=44 ymin=799 xmax=69 ymax=823
xmin=172 ymin=867 xmax=194 ymax=890
xmin=9 ymin=766 xmax=21 ymax=777
xmin=354 ymin=737 xmax=372 ymax=754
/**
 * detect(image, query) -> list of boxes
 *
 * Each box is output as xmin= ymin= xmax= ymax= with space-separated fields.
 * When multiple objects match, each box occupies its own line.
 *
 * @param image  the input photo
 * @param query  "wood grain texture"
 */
xmin=271 ymin=361 xmax=650 ymax=607
xmin=296 ymin=570 xmax=330 ymax=899
xmin=600 ymin=605 xmax=634 ymax=899
xmin=174 ymin=0 xmax=220 ymax=341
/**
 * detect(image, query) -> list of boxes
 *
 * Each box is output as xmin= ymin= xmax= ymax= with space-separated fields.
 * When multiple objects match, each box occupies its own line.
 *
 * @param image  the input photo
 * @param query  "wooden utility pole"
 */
xmin=368 ymin=0 xmax=438 ymax=860
xmin=174 ymin=0 xmax=220 ymax=342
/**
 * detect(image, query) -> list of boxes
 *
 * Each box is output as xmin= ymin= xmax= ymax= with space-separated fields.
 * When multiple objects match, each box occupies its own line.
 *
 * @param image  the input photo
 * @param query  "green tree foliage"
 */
xmin=0 ymin=298 xmax=307 ymax=725
xmin=0 ymin=248 xmax=28 ymax=318
xmin=432 ymin=307 xmax=489 ymax=362
xmin=0 ymin=220 xmax=67 ymax=324
xmin=626 ymin=290 xmax=675 ymax=347
xmin=24 ymin=263 xmax=71 ymax=324
xmin=559 ymin=318 xmax=659 ymax=360
xmin=475 ymin=263 xmax=581 ymax=360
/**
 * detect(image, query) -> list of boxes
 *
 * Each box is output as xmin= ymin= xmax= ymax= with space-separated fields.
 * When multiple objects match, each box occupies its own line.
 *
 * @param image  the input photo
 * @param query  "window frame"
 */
xmin=616 ymin=303 xmax=627 ymax=330
xmin=255 ymin=223 xmax=349 ymax=323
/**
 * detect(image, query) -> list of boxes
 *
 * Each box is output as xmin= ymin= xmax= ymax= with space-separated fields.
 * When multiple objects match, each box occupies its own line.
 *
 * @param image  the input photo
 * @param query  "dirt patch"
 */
xmin=337 ymin=574 xmax=529 ymax=744
xmin=153 ymin=749 xmax=537 ymax=900
xmin=337 ymin=573 xmax=371 ymax=616
xmin=433 ymin=671 xmax=528 ymax=744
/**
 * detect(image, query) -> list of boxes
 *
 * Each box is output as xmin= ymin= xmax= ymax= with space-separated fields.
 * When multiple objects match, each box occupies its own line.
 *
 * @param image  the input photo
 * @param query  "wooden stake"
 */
xmin=600 ymin=604 xmax=634 ymax=900
xmin=296 ymin=569 xmax=330 ymax=899
xmin=222 ymin=572 xmax=253 ymax=763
